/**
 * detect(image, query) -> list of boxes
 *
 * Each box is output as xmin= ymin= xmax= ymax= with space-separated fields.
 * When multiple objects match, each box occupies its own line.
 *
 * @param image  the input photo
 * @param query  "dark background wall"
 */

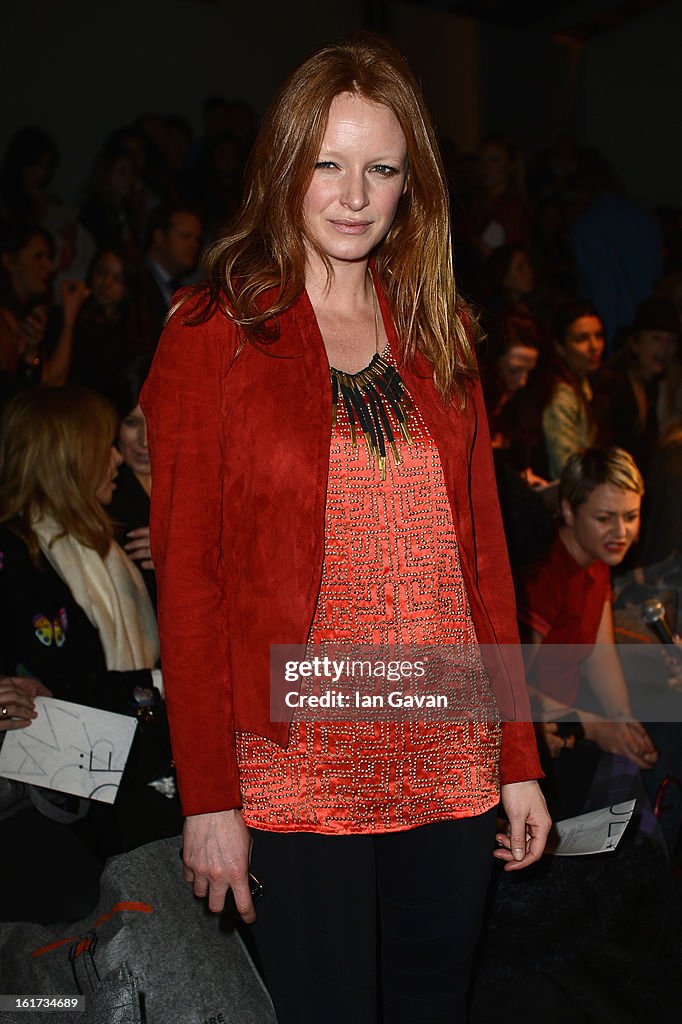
xmin=3 ymin=0 xmax=681 ymax=208
xmin=3 ymin=0 xmax=364 ymax=203
xmin=576 ymin=0 xmax=682 ymax=206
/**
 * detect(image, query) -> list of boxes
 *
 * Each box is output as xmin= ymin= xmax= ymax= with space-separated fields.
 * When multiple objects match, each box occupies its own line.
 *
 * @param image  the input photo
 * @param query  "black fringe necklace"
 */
xmin=329 ymin=280 xmax=412 ymax=480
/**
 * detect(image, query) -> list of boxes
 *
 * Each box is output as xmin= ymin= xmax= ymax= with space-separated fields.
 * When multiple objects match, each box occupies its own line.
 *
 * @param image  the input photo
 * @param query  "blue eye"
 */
xmin=372 ymin=165 xmax=399 ymax=177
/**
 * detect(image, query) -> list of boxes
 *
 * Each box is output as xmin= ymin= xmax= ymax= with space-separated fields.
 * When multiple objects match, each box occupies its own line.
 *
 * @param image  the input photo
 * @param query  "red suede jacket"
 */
xmin=142 ymin=282 xmax=541 ymax=816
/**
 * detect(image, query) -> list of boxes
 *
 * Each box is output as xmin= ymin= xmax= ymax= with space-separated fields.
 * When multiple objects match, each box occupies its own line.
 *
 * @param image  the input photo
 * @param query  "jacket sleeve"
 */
xmin=542 ymin=382 xmax=583 ymax=481
xmin=469 ymin=379 xmax=543 ymax=785
xmin=141 ymin=302 xmax=242 ymax=814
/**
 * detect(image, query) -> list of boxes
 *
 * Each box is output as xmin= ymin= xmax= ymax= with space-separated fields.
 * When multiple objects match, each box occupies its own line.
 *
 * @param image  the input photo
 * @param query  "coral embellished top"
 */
xmin=237 ymin=351 xmax=501 ymax=834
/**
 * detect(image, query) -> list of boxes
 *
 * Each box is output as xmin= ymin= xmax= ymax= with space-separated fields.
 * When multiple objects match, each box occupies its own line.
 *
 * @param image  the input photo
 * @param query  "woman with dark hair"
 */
xmin=69 ymin=246 xmax=152 ymax=399
xmin=483 ymin=243 xmax=548 ymax=351
xmin=108 ymin=354 xmax=156 ymax=607
xmin=482 ymin=328 xmax=540 ymax=449
xmin=0 ymin=126 xmax=59 ymax=224
xmin=542 ymin=300 xmax=606 ymax=479
xmin=143 ymin=35 xmax=548 ymax=1023
xmin=79 ymin=139 xmax=138 ymax=251
xmin=0 ymin=222 xmax=88 ymax=390
xmin=608 ymin=296 xmax=682 ymax=472
xmin=467 ymin=134 xmax=532 ymax=264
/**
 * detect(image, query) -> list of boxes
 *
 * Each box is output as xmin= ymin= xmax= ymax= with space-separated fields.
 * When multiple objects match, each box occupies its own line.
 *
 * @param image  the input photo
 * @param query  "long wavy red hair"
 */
xmin=177 ymin=33 xmax=478 ymax=401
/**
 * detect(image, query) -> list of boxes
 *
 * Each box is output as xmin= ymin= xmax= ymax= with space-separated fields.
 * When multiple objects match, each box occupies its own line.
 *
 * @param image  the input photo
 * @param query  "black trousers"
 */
xmin=242 ymin=809 xmax=497 ymax=1024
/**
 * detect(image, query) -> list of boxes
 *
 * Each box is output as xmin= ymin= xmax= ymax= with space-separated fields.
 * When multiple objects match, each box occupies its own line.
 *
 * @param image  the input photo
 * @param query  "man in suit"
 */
xmin=143 ymin=203 xmax=203 ymax=340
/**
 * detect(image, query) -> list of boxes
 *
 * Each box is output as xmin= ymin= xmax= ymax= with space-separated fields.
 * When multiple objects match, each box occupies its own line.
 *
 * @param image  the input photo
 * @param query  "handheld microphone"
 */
xmin=641 ymin=599 xmax=680 ymax=645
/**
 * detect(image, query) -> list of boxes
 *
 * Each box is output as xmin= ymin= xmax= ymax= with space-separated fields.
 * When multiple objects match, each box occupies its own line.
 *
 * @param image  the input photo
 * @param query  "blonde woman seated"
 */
xmin=516 ymin=447 xmax=682 ymax=848
xmin=0 ymin=387 xmax=181 ymax=886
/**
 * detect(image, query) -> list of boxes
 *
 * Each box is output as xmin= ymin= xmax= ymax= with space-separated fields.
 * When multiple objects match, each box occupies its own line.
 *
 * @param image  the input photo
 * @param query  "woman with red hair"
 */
xmin=143 ymin=35 xmax=549 ymax=1023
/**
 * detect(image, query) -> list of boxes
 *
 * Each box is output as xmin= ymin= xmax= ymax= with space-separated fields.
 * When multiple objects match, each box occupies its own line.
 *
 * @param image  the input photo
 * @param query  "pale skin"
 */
xmin=1 ymin=235 xmax=89 ymax=386
xmin=118 ymin=404 xmax=153 ymax=569
xmin=524 ymin=484 xmax=658 ymax=769
xmin=0 ymin=676 xmax=52 ymax=731
xmin=555 ymin=315 xmax=604 ymax=379
xmin=182 ymin=93 xmax=550 ymax=919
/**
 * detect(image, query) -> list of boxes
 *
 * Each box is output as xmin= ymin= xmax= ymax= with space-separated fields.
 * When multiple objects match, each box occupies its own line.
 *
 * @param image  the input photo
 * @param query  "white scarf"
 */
xmin=32 ymin=514 xmax=159 ymax=671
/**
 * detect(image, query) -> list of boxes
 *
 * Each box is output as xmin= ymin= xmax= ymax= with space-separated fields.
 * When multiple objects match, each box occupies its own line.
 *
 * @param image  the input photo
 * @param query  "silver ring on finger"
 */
xmin=1 ymin=705 xmax=8 ymax=718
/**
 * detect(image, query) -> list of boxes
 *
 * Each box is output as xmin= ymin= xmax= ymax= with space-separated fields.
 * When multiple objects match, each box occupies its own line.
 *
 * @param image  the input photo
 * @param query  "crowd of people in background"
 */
xmin=2 ymin=110 xmax=680 ymax=495
xmin=0 ymin=99 xmax=257 ymax=404
xmin=1 ymin=90 xmax=682 ymax=985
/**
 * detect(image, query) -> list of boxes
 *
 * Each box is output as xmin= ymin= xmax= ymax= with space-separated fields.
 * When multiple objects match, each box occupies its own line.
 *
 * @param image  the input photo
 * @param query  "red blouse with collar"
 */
xmin=516 ymin=532 xmax=611 ymax=707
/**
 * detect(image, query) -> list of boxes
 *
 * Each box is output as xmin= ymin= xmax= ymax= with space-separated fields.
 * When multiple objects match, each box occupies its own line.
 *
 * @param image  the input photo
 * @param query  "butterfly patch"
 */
xmin=32 ymin=608 xmax=68 ymax=647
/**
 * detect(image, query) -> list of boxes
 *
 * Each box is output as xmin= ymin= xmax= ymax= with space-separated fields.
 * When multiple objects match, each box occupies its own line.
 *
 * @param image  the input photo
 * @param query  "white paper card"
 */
xmin=0 ymin=697 xmax=137 ymax=804
xmin=547 ymin=799 xmax=636 ymax=856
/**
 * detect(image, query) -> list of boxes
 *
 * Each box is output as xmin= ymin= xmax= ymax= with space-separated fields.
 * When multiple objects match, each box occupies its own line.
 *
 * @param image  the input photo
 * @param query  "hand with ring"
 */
xmin=0 ymin=675 xmax=52 ymax=732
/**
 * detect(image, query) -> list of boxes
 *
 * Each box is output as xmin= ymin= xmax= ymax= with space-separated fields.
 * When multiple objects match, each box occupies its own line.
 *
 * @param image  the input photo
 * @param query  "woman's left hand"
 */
xmin=495 ymin=780 xmax=552 ymax=871
xmin=60 ymin=279 xmax=90 ymax=327
xmin=0 ymin=675 xmax=52 ymax=732
xmin=124 ymin=527 xmax=154 ymax=570
xmin=537 ymin=722 xmax=574 ymax=759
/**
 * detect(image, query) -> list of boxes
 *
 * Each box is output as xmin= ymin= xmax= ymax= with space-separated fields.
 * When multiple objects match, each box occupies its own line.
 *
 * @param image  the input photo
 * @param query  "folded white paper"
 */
xmin=0 ymin=697 xmax=137 ymax=804
xmin=547 ymin=799 xmax=636 ymax=856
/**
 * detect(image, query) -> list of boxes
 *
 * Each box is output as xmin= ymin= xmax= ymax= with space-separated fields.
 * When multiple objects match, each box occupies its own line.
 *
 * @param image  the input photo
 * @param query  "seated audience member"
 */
xmin=224 ymin=98 xmax=257 ymax=174
xmin=608 ymin=296 xmax=682 ymax=472
xmin=481 ymin=322 xmax=555 ymax=573
xmin=481 ymin=327 xmax=547 ymax=476
xmin=638 ymin=423 xmax=682 ymax=567
xmin=69 ymin=246 xmax=152 ymax=400
xmin=516 ymin=447 xmax=682 ymax=849
xmin=0 ymin=126 xmax=60 ymax=225
xmin=483 ymin=244 xmax=548 ymax=352
xmin=160 ymin=115 xmax=193 ymax=203
xmin=186 ymin=132 xmax=242 ymax=239
xmin=109 ymin=355 xmax=156 ymax=608
xmin=141 ymin=202 xmax=203 ymax=339
xmin=527 ymin=133 xmax=578 ymax=203
xmin=0 ymin=222 xmax=88 ymax=393
xmin=133 ymin=113 xmax=168 ymax=181
xmin=542 ymin=301 xmax=605 ymax=479
xmin=0 ymin=672 xmax=104 ymax=924
xmin=0 ymin=387 xmax=181 ymax=891
xmin=466 ymin=134 xmax=531 ymax=264
xmin=0 ymin=127 xmax=90 ymax=284
xmin=532 ymin=195 xmax=580 ymax=308
xmin=122 ymin=122 xmax=166 ymax=240
xmin=79 ymin=139 xmax=138 ymax=251
xmin=189 ymin=94 xmax=231 ymax=167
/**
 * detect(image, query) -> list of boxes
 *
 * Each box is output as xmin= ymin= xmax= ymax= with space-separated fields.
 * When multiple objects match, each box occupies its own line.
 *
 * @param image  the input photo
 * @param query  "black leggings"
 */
xmin=243 ymin=809 xmax=497 ymax=1024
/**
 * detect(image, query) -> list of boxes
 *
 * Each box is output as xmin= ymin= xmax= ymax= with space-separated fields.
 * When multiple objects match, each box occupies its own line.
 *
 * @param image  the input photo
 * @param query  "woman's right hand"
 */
xmin=582 ymin=718 xmax=658 ymax=770
xmin=182 ymin=809 xmax=256 ymax=922
xmin=124 ymin=527 xmax=154 ymax=570
xmin=0 ymin=675 xmax=52 ymax=732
